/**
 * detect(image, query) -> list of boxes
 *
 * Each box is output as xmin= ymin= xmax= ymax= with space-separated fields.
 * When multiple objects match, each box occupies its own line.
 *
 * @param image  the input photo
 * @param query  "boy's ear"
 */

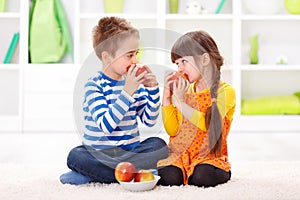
xmin=101 ymin=51 xmax=112 ymax=64
xmin=202 ymin=53 xmax=210 ymax=66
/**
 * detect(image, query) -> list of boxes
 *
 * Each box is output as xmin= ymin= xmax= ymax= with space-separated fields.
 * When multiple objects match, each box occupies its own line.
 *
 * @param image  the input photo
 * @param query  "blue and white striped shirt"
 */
xmin=82 ymin=71 xmax=160 ymax=150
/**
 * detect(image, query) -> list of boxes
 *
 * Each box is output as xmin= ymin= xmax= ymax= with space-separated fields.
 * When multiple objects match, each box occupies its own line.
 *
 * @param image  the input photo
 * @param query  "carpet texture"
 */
xmin=1 ymin=161 xmax=300 ymax=200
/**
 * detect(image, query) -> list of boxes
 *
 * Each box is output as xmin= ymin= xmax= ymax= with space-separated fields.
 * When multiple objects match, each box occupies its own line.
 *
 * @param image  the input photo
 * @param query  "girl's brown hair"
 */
xmin=92 ymin=16 xmax=139 ymax=60
xmin=171 ymin=30 xmax=224 ymax=156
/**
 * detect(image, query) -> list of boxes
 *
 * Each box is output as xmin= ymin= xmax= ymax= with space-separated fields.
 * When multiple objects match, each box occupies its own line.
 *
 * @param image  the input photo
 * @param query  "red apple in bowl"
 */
xmin=134 ymin=169 xmax=155 ymax=182
xmin=126 ymin=64 xmax=147 ymax=76
xmin=115 ymin=162 xmax=136 ymax=182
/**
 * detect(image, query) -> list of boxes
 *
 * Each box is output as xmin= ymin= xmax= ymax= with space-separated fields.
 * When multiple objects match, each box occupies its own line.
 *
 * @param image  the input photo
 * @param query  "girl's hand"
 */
xmin=163 ymin=71 xmax=177 ymax=98
xmin=124 ymin=65 xmax=147 ymax=96
xmin=142 ymin=65 xmax=158 ymax=87
xmin=172 ymin=76 xmax=189 ymax=108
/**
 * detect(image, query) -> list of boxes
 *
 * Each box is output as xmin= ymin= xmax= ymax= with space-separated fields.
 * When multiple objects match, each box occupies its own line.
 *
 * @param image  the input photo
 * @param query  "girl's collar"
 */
xmin=189 ymin=82 xmax=210 ymax=94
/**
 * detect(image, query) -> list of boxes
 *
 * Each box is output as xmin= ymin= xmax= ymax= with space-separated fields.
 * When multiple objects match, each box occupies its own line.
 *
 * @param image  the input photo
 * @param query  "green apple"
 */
xmin=134 ymin=169 xmax=155 ymax=182
xmin=284 ymin=0 xmax=300 ymax=14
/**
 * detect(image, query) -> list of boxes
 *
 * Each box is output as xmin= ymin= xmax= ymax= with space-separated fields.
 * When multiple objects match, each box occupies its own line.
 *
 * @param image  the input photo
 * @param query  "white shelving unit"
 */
xmin=0 ymin=0 xmax=21 ymax=132
xmin=0 ymin=0 xmax=299 ymax=133
xmin=237 ymin=0 xmax=300 ymax=132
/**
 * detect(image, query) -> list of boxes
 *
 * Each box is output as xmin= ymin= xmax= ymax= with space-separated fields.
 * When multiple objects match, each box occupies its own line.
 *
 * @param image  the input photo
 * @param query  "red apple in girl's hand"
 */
xmin=134 ymin=169 xmax=155 ymax=182
xmin=126 ymin=64 xmax=147 ymax=76
xmin=168 ymin=72 xmax=189 ymax=91
xmin=115 ymin=162 xmax=136 ymax=182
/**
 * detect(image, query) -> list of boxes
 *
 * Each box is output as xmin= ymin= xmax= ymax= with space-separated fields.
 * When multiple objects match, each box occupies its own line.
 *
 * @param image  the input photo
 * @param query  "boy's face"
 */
xmin=104 ymin=35 xmax=140 ymax=80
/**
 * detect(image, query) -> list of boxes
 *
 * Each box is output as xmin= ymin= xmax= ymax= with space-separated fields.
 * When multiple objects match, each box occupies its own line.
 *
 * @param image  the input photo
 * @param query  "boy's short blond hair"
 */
xmin=92 ymin=16 xmax=139 ymax=60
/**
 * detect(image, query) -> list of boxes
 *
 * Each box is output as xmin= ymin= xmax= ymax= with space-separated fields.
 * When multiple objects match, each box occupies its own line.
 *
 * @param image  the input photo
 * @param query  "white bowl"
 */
xmin=243 ymin=0 xmax=282 ymax=14
xmin=118 ymin=175 xmax=160 ymax=192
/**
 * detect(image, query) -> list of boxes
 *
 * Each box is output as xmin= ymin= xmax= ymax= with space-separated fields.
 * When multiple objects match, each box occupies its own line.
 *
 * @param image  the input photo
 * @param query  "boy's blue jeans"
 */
xmin=67 ymin=137 xmax=168 ymax=183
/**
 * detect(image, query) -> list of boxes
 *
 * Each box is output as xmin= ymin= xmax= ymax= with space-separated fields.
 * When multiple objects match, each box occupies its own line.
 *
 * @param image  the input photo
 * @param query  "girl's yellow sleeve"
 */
xmin=217 ymin=82 xmax=236 ymax=121
xmin=162 ymin=105 xmax=182 ymax=136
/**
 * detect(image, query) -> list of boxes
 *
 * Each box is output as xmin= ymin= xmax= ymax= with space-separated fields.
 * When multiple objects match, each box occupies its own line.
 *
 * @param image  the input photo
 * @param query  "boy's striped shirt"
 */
xmin=82 ymin=71 xmax=160 ymax=150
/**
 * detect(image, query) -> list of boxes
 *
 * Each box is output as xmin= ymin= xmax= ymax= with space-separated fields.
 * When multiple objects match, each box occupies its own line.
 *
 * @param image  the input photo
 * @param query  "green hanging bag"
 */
xmin=29 ymin=0 xmax=73 ymax=63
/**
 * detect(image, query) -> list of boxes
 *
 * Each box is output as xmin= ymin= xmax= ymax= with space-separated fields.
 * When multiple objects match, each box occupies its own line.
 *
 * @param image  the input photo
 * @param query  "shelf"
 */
xmin=221 ymin=65 xmax=233 ymax=71
xmin=165 ymin=14 xmax=233 ymax=20
xmin=241 ymin=64 xmax=300 ymax=71
xmin=242 ymin=70 xmax=300 ymax=90
xmin=233 ymin=115 xmax=300 ymax=132
xmin=0 ymin=69 xmax=20 ymax=118
xmin=0 ymin=116 xmax=22 ymax=132
xmin=0 ymin=12 xmax=20 ymax=18
xmin=0 ymin=64 xmax=20 ymax=70
xmin=241 ymin=20 xmax=300 ymax=65
xmin=1 ymin=0 xmax=300 ymax=133
xmin=27 ymin=63 xmax=77 ymax=67
xmin=241 ymin=14 xmax=300 ymax=21
xmin=80 ymin=13 xmax=158 ymax=20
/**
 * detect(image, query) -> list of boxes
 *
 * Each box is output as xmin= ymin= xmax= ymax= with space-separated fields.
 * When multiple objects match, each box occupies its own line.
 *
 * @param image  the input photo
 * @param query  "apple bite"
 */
xmin=168 ymin=72 xmax=189 ymax=91
xmin=126 ymin=64 xmax=147 ymax=76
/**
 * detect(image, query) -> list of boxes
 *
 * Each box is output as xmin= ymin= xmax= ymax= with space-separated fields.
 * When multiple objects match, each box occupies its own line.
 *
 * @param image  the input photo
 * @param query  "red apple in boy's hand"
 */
xmin=136 ymin=65 xmax=147 ymax=76
xmin=126 ymin=64 xmax=147 ymax=76
xmin=115 ymin=162 xmax=136 ymax=182
xmin=134 ymin=169 xmax=155 ymax=182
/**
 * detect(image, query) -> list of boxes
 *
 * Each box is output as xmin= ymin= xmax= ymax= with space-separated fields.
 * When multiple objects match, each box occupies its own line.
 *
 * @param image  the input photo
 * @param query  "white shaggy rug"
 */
xmin=1 ymin=161 xmax=300 ymax=200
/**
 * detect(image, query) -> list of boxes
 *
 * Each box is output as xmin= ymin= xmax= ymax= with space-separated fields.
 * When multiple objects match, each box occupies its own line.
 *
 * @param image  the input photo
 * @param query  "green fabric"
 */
xmin=29 ymin=0 xmax=73 ymax=63
xmin=294 ymin=92 xmax=300 ymax=101
xmin=241 ymin=94 xmax=300 ymax=115
xmin=54 ymin=0 xmax=73 ymax=61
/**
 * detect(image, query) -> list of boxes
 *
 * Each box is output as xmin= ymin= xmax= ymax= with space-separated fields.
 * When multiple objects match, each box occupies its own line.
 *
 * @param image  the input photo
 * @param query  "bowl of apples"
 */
xmin=115 ymin=162 xmax=160 ymax=192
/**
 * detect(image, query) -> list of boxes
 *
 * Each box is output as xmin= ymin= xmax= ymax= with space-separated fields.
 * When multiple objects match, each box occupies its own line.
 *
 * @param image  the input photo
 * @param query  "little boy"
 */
xmin=60 ymin=16 xmax=168 ymax=185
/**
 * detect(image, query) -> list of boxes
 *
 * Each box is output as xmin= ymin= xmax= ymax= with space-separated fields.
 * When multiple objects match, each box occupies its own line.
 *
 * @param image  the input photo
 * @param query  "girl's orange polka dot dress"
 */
xmin=158 ymin=88 xmax=233 ymax=184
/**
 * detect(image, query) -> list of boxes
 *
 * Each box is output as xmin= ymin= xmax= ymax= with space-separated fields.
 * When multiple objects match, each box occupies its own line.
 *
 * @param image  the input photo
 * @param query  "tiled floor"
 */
xmin=0 ymin=131 xmax=300 ymax=165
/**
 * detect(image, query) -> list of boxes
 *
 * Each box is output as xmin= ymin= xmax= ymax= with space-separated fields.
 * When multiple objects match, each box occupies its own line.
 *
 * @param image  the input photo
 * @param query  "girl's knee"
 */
xmin=158 ymin=166 xmax=183 ymax=186
xmin=188 ymin=164 xmax=230 ymax=187
xmin=188 ymin=175 xmax=215 ymax=187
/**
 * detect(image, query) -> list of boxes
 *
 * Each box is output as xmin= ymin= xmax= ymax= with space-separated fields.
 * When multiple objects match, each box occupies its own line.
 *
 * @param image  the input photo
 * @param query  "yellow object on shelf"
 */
xmin=103 ymin=0 xmax=124 ymax=13
xmin=169 ymin=0 xmax=179 ymax=13
xmin=284 ymin=0 xmax=300 ymax=14
xmin=0 ymin=0 xmax=6 ymax=12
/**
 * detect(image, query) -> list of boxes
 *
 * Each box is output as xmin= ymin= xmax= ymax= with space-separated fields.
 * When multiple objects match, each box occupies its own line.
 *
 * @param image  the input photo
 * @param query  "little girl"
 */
xmin=157 ymin=30 xmax=236 ymax=187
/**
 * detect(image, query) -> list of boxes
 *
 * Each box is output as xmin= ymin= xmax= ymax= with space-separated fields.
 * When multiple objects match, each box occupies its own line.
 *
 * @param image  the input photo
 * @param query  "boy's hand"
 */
xmin=124 ymin=65 xmax=147 ymax=96
xmin=142 ymin=65 xmax=158 ymax=87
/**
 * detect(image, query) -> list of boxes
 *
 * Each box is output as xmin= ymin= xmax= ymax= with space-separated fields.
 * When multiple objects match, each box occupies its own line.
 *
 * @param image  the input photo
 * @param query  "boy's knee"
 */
xmin=148 ymin=137 xmax=167 ymax=149
xmin=151 ymin=137 xmax=168 ymax=155
xmin=142 ymin=137 xmax=168 ymax=158
xmin=67 ymin=146 xmax=86 ymax=162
